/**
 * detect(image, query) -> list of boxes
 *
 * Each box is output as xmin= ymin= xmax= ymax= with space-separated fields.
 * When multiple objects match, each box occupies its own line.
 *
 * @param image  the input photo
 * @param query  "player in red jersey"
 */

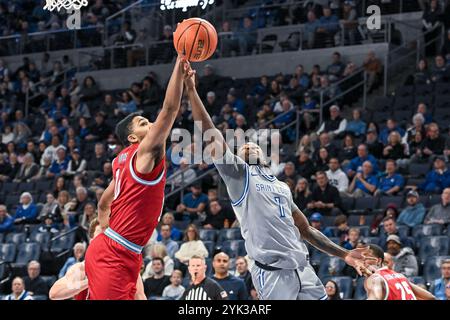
xmin=49 ymin=219 xmax=146 ymax=300
xmin=84 ymin=55 xmax=186 ymax=300
xmin=364 ymin=244 xmax=435 ymax=300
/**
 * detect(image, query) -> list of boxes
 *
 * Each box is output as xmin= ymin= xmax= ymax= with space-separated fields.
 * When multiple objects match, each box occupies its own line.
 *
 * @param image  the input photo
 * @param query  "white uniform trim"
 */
xmin=231 ymin=164 xmax=250 ymax=207
xmin=128 ymin=150 xmax=165 ymax=186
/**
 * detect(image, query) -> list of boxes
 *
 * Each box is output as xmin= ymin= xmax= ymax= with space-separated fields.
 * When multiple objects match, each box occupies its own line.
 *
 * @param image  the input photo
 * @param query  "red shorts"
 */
xmin=84 ymin=233 xmax=142 ymax=300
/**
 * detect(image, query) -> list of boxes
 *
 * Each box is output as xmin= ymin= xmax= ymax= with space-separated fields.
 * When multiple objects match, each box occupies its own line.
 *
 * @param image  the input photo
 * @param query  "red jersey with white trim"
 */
xmin=110 ymin=143 xmax=166 ymax=246
xmin=74 ymin=289 xmax=88 ymax=300
xmin=376 ymin=267 xmax=417 ymax=300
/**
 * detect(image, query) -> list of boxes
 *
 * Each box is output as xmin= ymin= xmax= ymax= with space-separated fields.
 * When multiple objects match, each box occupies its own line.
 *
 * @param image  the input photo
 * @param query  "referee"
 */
xmin=181 ymin=256 xmax=228 ymax=300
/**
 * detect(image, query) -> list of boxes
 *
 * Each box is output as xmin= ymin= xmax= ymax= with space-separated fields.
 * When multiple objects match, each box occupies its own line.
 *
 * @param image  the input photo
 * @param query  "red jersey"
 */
xmin=74 ymin=289 xmax=88 ymax=300
xmin=110 ymin=143 xmax=166 ymax=246
xmin=376 ymin=267 xmax=417 ymax=300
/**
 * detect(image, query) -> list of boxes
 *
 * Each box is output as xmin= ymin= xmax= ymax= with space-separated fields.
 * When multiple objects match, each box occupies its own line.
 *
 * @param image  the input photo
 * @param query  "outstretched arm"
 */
xmin=49 ymin=262 xmax=88 ymax=300
xmin=409 ymin=282 xmax=436 ymax=300
xmin=98 ymin=179 xmax=115 ymax=230
xmin=293 ymin=208 xmax=374 ymax=276
xmin=136 ymin=56 xmax=186 ymax=174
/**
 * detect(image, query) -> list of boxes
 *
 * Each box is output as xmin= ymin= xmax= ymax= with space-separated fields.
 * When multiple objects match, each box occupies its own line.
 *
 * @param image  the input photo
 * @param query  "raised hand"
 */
xmin=344 ymin=246 xmax=378 ymax=277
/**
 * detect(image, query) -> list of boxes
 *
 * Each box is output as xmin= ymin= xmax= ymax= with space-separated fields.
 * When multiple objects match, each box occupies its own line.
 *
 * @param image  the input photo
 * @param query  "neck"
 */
xmin=192 ymin=274 xmax=206 ymax=285
xmin=214 ymin=272 xmax=228 ymax=280
xmin=154 ymin=272 xmax=164 ymax=279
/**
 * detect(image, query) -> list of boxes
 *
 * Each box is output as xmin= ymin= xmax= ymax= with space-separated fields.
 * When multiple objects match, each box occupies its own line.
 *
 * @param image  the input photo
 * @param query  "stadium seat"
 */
xmin=2 ymin=182 xmax=18 ymax=194
xmin=0 ymin=233 xmax=4 ymax=243
xmin=341 ymin=197 xmax=354 ymax=212
xmin=353 ymin=277 xmax=367 ymax=300
xmin=41 ymin=275 xmax=57 ymax=288
xmin=395 ymin=85 xmax=414 ymax=98
xmin=408 ymin=276 xmax=425 ymax=286
xmin=414 ymin=84 xmax=433 ymax=96
xmin=412 ymin=224 xmax=443 ymax=238
xmin=321 ymin=216 xmax=336 ymax=227
xmin=352 ymin=197 xmax=377 ymax=213
xmin=205 ymin=258 xmax=213 ymax=276
xmin=318 ymin=256 xmax=346 ymax=280
xmin=5 ymin=233 xmax=26 ymax=246
xmin=423 ymin=256 xmax=450 ymax=283
xmin=324 ymin=227 xmax=337 ymax=237
xmin=49 ymin=232 xmax=75 ymax=253
xmin=413 ymin=95 xmax=433 ymax=108
xmin=348 ymin=214 xmax=373 ymax=227
xmin=361 ymin=237 xmax=380 ymax=245
xmin=221 ymin=240 xmax=246 ymax=258
xmin=32 ymin=295 xmax=48 ymax=300
xmin=353 ymin=226 xmax=370 ymax=237
xmin=0 ymin=262 xmax=5 ymax=279
xmin=30 ymin=232 xmax=51 ymax=250
xmin=0 ymin=243 xmax=16 ymax=262
xmin=198 ymin=229 xmax=218 ymax=242
xmin=5 ymin=195 xmax=20 ymax=209
xmin=217 ymin=228 xmax=243 ymax=243
xmin=435 ymin=83 xmax=450 ymax=95
xmin=408 ymin=163 xmax=431 ymax=178
xmin=428 ymin=194 xmax=442 ymax=207
xmin=203 ymin=240 xmax=216 ymax=256
xmin=15 ymin=242 xmax=40 ymax=264
xmin=418 ymin=236 xmax=449 ymax=264
xmin=377 ymin=196 xmax=404 ymax=210
xmin=17 ymin=182 xmax=35 ymax=194
xmin=433 ymin=94 xmax=450 ymax=109
xmin=325 ymin=276 xmax=353 ymax=299
xmin=329 ymin=237 xmax=340 ymax=244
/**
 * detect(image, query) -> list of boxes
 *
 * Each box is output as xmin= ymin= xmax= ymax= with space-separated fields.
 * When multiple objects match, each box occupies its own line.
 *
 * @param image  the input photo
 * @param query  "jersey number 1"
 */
xmin=274 ymin=197 xmax=286 ymax=218
xmin=114 ymin=169 xmax=122 ymax=200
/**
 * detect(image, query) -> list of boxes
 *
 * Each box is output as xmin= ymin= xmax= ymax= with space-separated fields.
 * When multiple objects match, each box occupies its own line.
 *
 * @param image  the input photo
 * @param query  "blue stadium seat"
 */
xmin=30 ymin=232 xmax=51 ymax=250
xmin=2 ymin=182 xmax=18 ymax=194
xmin=35 ymin=180 xmax=53 ymax=193
xmin=318 ymin=256 xmax=346 ymax=280
xmin=377 ymin=196 xmax=404 ymax=210
xmin=198 ymin=229 xmax=218 ymax=242
xmin=418 ymin=237 xmax=449 ymax=264
xmin=361 ymin=237 xmax=380 ymax=246
xmin=348 ymin=215 xmax=373 ymax=227
xmin=15 ymin=242 xmax=40 ymax=264
xmin=0 ymin=262 xmax=4 ymax=279
xmin=0 ymin=233 xmax=4 ymax=243
xmin=341 ymin=197 xmax=354 ymax=212
xmin=203 ymin=240 xmax=216 ymax=257
xmin=325 ymin=276 xmax=353 ymax=299
xmin=50 ymin=232 xmax=75 ymax=253
xmin=217 ymin=228 xmax=243 ymax=243
xmin=17 ymin=182 xmax=35 ymax=193
xmin=408 ymin=276 xmax=425 ymax=286
xmin=408 ymin=163 xmax=431 ymax=178
xmin=353 ymin=197 xmax=377 ymax=212
xmin=353 ymin=226 xmax=370 ymax=237
xmin=221 ymin=240 xmax=246 ymax=258
xmin=423 ymin=256 xmax=450 ymax=283
xmin=412 ymin=224 xmax=443 ymax=238
xmin=5 ymin=233 xmax=26 ymax=246
xmin=323 ymin=227 xmax=337 ymax=237
xmin=0 ymin=243 xmax=16 ymax=262
xmin=428 ymin=194 xmax=442 ymax=207
xmin=329 ymin=237 xmax=340 ymax=244
xmin=321 ymin=216 xmax=336 ymax=227
xmin=353 ymin=277 xmax=367 ymax=300
xmin=205 ymin=258 xmax=213 ymax=276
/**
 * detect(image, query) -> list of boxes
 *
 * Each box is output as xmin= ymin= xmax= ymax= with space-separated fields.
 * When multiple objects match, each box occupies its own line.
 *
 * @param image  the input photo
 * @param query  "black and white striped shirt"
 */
xmin=181 ymin=277 xmax=228 ymax=300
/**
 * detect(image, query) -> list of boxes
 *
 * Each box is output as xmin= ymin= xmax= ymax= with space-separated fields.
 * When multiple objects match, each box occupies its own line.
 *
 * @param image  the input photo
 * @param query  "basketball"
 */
xmin=173 ymin=18 xmax=218 ymax=62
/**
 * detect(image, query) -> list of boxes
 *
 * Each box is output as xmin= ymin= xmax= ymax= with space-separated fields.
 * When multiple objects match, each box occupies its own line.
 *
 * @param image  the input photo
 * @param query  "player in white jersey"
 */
xmin=183 ymin=63 xmax=375 ymax=300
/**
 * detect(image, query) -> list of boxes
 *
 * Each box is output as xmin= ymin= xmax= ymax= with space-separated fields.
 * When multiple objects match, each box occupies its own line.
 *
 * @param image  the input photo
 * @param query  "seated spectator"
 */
xmin=326 ymin=52 xmax=346 ymax=81
xmin=304 ymin=11 xmax=321 ymax=49
xmin=69 ymin=95 xmax=91 ymax=119
xmin=175 ymin=184 xmax=208 ymax=222
xmin=347 ymin=161 xmax=378 ymax=198
xmin=37 ymin=213 xmax=59 ymax=235
xmin=143 ymin=243 xmax=174 ymax=279
xmin=13 ymin=153 xmax=39 ymax=182
xmin=341 ymin=1 xmax=358 ymax=45
xmin=48 ymin=147 xmax=69 ymax=178
xmin=338 ymin=134 xmax=358 ymax=167
xmin=334 ymin=214 xmax=350 ymax=244
xmin=313 ymin=132 xmax=338 ymax=162
xmin=91 ymin=162 xmax=112 ymax=189
xmin=345 ymin=144 xmax=378 ymax=178
xmin=414 ymin=156 xmax=450 ymax=194
xmin=162 ymin=270 xmax=185 ymax=300
xmin=342 ymin=227 xmax=360 ymax=250
xmin=363 ymin=51 xmax=383 ymax=93
xmin=315 ymin=147 xmax=330 ymax=172
xmin=14 ymin=192 xmax=38 ymax=224
xmin=416 ymin=103 xmax=433 ymax=125
xmin=58 ymin=243 xmax=86 ymax=278
xmin=309 ymin=212 xmax=334 ymax=238
xmin=430 ymin=55 xmax=449 ymax=83
xmin=212 ymin=252 xmax=248 ymax=300
xmin=379 ymin=119 xmax=405 ymax=145
xmin=316 ymin=6 xmax=340 ymax=46
xmin=293 ymin=178 xmax=312 ymax=211
xmin=174 ymin=224 xmax=209 ymax=265
xmin=325 ymin=280 xmax=342 ymax=300
xmin=296 ymin=134 xmax=315 ymax=158
xmin=23 ymin=261 xmax=49 ymax=297
xmin=79 ymin=76 xmax=101 ymax=104
xmin=345 ymin=109 xmax=366 ymax=138
xmin=386 ymin=235 xmax=418 ymax=277
xmin=413 ymin=123 xmax=446 ymax=163
xmin=157 ymin=224 xmax=179 ymax=259
xmin=8 ymin=153 xmax=20 ymax=181
xmin=1 ymin=125 xmax=15 ymax=146
xmin=86 ymin=112 xmax=112 ymax=142
xmin=277 ymin=161 xmax=299 ymax=182
xmin=376 ymin=160 xmax=405 ymax=196
xmin=383 ymin=131 xmax=408 ymax=161
xmin=233 ymin=257 xmax=256 ymax=300
xmin=87 ymin=143 xmax=108 ymax=172
xmin=326 ymin=157 xmax=349 ymax=193
xmin=430 ymin=259 xmax=450 ymax=300
xmin=41 ymin=135 xmax=63 ymax=165
xmin=0 ymin=153 xmax=12 ymax=182
xmin=78 ymin=202 xmax=97 ymax=233
xmin=403 ymin=113 xmax=426 ymax=145
xmin=143 ymin=258 xmax=171 ymax=299
xmin=410 ymin=58 xmax=431 ymax=85
xmin=379 ymin=216 xmax=412 ymax=250
xmin=307 ymin=171 xmax=343 ymax=216
xmin=0 ymin=205 xmax=14 ymax=233
xmin=3 ymin=277 xmax=33 ymax=300
xmin=370 ymin=204 xmax=401 ymax=236
xmin=397 ymin=190 xmax=426 ymax=228
xmin=364 ymin=127 xmax=384 ymax=159
xmin=236 ymin=16 xmax=257 ymax=56
xmin=157 ymin=213 xmax=182 ymax=241
xmin=202 ymin=200 xmax=229 ymax=230
xmin=66 ymin=149 xmax=87 ymax=177
xmin=424 ymin=187 xmax=450 ymax=225
xmin=316 ymin=105 xmax=347 ymax=139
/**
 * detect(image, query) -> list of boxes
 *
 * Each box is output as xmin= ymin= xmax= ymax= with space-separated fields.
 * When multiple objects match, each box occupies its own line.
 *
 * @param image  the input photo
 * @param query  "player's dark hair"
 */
xmin=115 ymin=112 xmax=141 ymax=146
xmin=368 ymin=244 xmax=384 ymax=263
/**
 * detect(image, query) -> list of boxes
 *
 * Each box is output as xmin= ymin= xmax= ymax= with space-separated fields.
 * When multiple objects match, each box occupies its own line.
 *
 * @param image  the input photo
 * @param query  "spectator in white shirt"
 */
xmin=326 ymin=157 xmax=349 ymax=193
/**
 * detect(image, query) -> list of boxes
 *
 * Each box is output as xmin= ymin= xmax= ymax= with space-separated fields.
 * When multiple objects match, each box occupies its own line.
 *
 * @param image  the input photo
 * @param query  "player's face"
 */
xmin=237 ymin=143 xmax=265 ymax=165
xmin=128 ymin=116 xmax=153 ymax=144
xmin=364 ymin=249 xmax=382 ymax=268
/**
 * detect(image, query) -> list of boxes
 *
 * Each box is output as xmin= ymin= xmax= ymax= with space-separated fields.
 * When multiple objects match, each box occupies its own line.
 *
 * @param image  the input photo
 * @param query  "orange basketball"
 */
xmin=173 ymin=18 xmax=218 ymax=62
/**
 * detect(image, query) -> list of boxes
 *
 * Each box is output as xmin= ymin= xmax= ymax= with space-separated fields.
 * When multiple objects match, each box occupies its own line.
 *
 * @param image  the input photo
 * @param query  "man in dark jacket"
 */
xmin=307 ymin=171 xmax=343 ymax=215
xmin=23 ymin=261 xmax=49 ymax=297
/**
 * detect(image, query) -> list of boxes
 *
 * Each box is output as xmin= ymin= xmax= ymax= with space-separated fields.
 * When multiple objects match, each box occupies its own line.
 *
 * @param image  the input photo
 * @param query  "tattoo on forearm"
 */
xmin=305 ymin=227 xmax=348 ymax=259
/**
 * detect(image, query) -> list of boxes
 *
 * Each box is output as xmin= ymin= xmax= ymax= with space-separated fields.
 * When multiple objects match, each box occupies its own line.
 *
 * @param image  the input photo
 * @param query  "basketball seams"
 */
xmin=175 ymin=23 xmax=197 ymax=55
xmin=187 ymin=21 xmax=202 ymax=61
xmin=201 ymin=24 xmax=210 ymax=60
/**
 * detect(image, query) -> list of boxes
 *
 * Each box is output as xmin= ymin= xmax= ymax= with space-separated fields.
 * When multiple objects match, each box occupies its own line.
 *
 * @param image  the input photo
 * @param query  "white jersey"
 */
xmin=214 ymin=148 xmax=309 ymax=270
xmin=326 ymin=169 xmax=349 ymax=193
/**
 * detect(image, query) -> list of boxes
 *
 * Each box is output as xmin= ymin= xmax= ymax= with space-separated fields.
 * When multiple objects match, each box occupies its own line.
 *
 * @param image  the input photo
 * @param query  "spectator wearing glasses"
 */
xmin=325 ymin=280 xmax=342 ymax=300
xmin=430 ymin=259 xmax=450 ymax=300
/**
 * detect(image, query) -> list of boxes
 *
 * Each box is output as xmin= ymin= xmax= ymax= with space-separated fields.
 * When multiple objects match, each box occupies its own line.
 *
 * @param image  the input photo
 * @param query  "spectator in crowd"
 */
xmin=341 ymin=0 xmax=358 ymax=45
xmin=363 ymin=51 xmax=383 ymax=93
xmin=3 ymin=277 xmax=33 ymax=300
xmin=162 ymin=270 xmax=185 ymax=300
xmin=143 ymin=257 xmax=171 ymax=299
xmin=379 ymin=119 xmax=405 ymax=145
xmin=78 ymin=202 xmax=97 ymax=233
xmin=342 ymin=227 xmax=360 ymax=250
xmin=237 ymin=16 xmax=257 ymax=56
xmin=79 ymin=76 xmax=101 ymax=104
xmin=0 ymin=153 xmax=12 ymax=182
xmin=58 ymin=242 xmax=86 ymax=278
xmin=422 ymin=0 xmax=443 ymax=56
xmin=316 ymin=105 xmax=347 ymax=139
xmin=383 ymin=131 xmax=408 ymax=161
xmin=175 ymin=184 xmax=208 ymax=222
xmin=212 ymin=252 xmax=248 ymax=300
xmin=293 ymin=178 xmax=312 ymax=211
xmin=181 ymin=256 xmax=228 ymax=300
xmin=14 ymin=192 xmax=38 ymax=224
xmin=316 ymin=6 xmax=340 ymax=46
xmin=414 ymin=156 xmax=450 ymax=194
xmin=8 ymin=153 xmax=20 ymax=181
xmin=430 ymin=55 xmax=450 ymax=83
xmin=337 ymin=135 xmax=357 ymax=168
xmin=379 ymin=216 xmax=412 ymax=250
xmin=48 ymin=147 xmax=69 ymax=178
xmin=157 ymin=213 xmax=182 ymax=241
xmin=233 ymin=256 xmax=256 ymax=300
xmin=307 ymin=171 xmax=343 ymax=215
xmin=315 ymin=147 xmax=330 ymax=172
xmin=345 ymin=109 xmax=366 ymax=138
xmin=66 ymin=149 xmax=86 ymax=176
xmin=143 ymin=243 xmax=174 ymax=279
xmin=345 ymin=144 xmax=378 ymax=178
xmin=441 ymin=28 xmax=450 ymax=59
xmin=325 ymin=280 xmax=342 ymax=300
xmin=431 ymin=259 xmax=450 ymax=300
xmin=403 ymin=113 xmax=426 ymax=145
xmin=416 ymin=103 xmax=433 ymax=125
xmin=13 ymin=153 xmax=39 ymax=182
xmin=305 ymin=11 xmax=321 ymax=49
xmin=202 ymin=200 xmax=229 ymax=230
xmin=69 ymin=96 xmax=91 ymax=119
xmin=87 ymin=143 xmax=108 ymax=172
xmin=23 ymin=261 xmax=48 ymax=297
xmin=174 ymin=224 xmax=209 ymax=266
xmin=334 ymin=214 xmax=350 ymax=246
xmin=327 ymin=52 xmax=346 ymax=81
xmin=386 ymin=235 xmax=418 ymax=277
xmin=0 ymin=205 xmax=14 ymax=233
xmin=40 ymin=135 xmax=63 ymax=165
xmin=326 ymin=157 xmax=349 ymax=193
xmin=364 ymin=127 xmax=384 ymax=159
xmin=376 ymin=160 xmax=405 ymax=196
xmin=347 ymin=161 xmax=378 ymax=198
xmin=309 ymin=212 xmax=334 ymax=237
xmin=397 ymin=190 xmax=426 ymax=228
xmin=313 ymin=132 xmax=338 ymax=162
xmin=37 ymin=211 xmax=60 ymax=234
xmin=86 ymin=112 xmax=112 ymax=142
xmin=424 ymin=187 xmax=450 ymax=225
xmin=157 ymin=224 xmax=179 ymax=259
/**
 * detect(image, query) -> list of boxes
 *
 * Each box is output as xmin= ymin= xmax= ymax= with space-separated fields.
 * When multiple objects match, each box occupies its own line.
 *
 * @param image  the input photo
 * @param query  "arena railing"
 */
xmin=48 ymin=226 xmax=79 ymax=254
